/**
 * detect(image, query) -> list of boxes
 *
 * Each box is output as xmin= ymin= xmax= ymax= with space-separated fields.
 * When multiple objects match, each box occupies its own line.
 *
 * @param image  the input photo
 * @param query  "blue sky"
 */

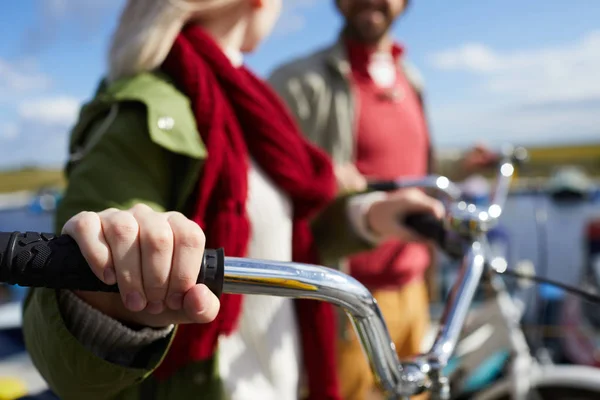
xmin=1 ymin=0 xmax=599 ymax=168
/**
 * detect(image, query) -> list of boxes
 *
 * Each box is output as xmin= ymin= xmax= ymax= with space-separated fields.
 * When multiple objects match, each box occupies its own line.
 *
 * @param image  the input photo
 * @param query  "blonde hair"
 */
xmin=108 ymin=0 xmax=240 ymax=82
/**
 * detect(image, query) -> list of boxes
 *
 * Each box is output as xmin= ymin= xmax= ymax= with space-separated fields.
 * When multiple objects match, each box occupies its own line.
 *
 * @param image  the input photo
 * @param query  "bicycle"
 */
xmin=2 ymin=145 xmax=600 ymax=399
xmin=434 ymin=252 xmax=600 ymax=400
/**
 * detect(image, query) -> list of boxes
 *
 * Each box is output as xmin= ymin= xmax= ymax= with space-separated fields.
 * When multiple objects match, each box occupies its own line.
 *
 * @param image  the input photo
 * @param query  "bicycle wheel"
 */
xmin=487 ymin=386 xmax=600 ymax=400
xmin=470 ymin=365 xmax=600 ymax=400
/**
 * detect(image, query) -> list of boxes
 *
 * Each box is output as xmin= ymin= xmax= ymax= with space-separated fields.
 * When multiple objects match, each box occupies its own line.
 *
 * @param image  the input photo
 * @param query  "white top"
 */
xmin=219 ymin=49 xmax=302 ymax=399
xmin=217 ymin=162 xmax=302 ymax=400
xmin=368 ymin=52 xmax=398 ymax=88
xmin=216 ymin=162 xmax=384 ymax=400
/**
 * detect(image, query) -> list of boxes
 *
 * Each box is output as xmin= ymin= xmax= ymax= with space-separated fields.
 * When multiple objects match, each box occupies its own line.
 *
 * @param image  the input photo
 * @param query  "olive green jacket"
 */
xmin=22 ymin=72 xmax=371 ymax=400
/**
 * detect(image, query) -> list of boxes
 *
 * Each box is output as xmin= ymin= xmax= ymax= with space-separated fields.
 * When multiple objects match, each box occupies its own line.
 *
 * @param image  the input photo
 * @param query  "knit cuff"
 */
xmin=57 ymin=290 xmax=174 ymax=366
xmin=346 ymin=191 xmax=388 ymax=245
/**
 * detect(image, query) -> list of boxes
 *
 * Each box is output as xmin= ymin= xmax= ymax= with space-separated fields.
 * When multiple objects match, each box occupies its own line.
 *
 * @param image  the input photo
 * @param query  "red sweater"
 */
xmin=346 ymin=40 xmax=431 ymax=290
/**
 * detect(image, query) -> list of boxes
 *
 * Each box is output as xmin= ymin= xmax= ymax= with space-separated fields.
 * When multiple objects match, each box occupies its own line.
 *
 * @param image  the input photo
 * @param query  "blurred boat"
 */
xmin=0 ymin=192 xmax=33 ymax=211
xmin=0 ymin=302 xmax=21 ymax=331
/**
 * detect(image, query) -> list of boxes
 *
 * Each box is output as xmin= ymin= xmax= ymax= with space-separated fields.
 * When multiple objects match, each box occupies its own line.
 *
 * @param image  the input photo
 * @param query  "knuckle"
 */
xmin=146 ymin=229 xmax=173 ymax=253
xmin=400 ymin=190 xmax=417 ymax=201
xmin=71 ymin=211 xmax=99 ymax=233
xmin=179 ymin=223 xmax=205 ymax=250
xmin=131 ymin=203 xmax=153 ymax=213
xmin=106 ymin=213 xmax=139 ymax=241
xmin=98 ymin=207 xmax=119 ymax=216
xmin=167 ymin=210 xmax=185 ymax=219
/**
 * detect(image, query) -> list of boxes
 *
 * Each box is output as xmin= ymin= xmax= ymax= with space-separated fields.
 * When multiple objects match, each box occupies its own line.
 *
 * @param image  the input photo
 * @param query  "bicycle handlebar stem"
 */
xmin=426 ymin=241 xmax=487 ymax=366
xmin=387 ymin=175 xmax=463 ymax=201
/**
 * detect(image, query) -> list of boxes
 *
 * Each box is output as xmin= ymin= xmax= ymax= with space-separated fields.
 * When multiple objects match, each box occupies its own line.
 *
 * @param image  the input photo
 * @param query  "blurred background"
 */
xmin=1 ymin=0 xmax=600 ymax=397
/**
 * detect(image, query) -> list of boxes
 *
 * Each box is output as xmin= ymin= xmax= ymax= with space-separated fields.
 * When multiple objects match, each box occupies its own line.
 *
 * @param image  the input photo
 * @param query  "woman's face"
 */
xmin=242 ymin=0 xmax=282 ymax=52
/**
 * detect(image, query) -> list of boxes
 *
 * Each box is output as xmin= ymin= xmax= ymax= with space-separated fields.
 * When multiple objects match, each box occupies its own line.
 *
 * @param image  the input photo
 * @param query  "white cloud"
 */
xmin=18 ymin=96 xmax=81 ymax=127
xmin=0 ymin=96 xmax=80 ymax=167
xmin=427 ymin=31 xmax=600 ymax=147
xmin=274 ymin=0 xmax=319 ymax=36
xmin=431 ymin=43 xmax=499 ymax=73
xmin=431 ymin=102 xmax=600 ymax=148
xmin=429 ymin=30 xmax=600 ymax=105
xmin=0 ymin=58 xmax=52 ymax=93
xmin=0 ymin=121 xmax=70 ymax=169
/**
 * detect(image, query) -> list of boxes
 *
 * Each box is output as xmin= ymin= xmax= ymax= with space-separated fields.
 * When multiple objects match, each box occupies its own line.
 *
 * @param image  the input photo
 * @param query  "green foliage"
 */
xmin=0 ymin=168 xmax=65 ymax=193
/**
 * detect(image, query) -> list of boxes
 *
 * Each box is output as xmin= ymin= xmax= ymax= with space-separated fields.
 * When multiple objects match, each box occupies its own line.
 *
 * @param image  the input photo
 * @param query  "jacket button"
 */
xmin=158 ymin=116 xmax=175 ymax=131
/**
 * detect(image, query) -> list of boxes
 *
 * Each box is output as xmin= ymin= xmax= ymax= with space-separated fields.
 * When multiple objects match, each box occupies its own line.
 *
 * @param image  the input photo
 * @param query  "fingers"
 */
xmin=100 ymin=208 xmax=145 ymax=312
xmin=366 ymin=188 xmax=445 ymax=242
xmin=464 ymin=143 xmax=501 ymax=173
xmin=183 ymin=284 xmax=220 ymax=323
xmin=400 ymin=189 xmax=445 ymax=220
xmin=131 ymin=204 xmax=174 ymax=315
xmin=66 ymin=208 xmax=147 ymax=313
xmin=62 ymin=203 xmax=217 ymax=326
xmin=62 ymin=211 xmax=114 ymax=285
xmin=473 ymin=142 xmax=488 ymax=152
xmin=335 ymin=164 xmax=367 ymax=193
xmin=121 ymin=284 xmax=219 ymax=327
xmin=165 ymin=212 xmax=205 ymax=311
xmin=396 ymin=190 xmax=445 ymax=241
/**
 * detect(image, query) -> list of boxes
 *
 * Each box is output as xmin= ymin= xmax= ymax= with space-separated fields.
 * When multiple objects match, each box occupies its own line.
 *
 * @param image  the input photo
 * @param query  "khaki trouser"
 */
xmin=337 ymin=280 xmax=430 ymax=400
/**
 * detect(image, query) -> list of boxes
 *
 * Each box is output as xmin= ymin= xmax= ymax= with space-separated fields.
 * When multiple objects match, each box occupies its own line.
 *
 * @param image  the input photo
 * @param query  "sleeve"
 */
xmin=345 ymin=191 xmax=388 ymax=245
xmin=57 ymin=289 xmax=174 ymax=367
xmin=311 ymin=192 xmax=382 ymax=266
xmin=22 ymin=103 xmax=184 ymax=400
xmin=268 ymin=66 xmax=317 ymax=144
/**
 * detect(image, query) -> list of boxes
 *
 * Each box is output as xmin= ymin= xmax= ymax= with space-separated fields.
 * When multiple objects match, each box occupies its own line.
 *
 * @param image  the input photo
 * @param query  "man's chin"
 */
xmin=347 ymin=23 xmax=389 ymax=44
xmin=355 ymin=31 xmax=387 ymax=45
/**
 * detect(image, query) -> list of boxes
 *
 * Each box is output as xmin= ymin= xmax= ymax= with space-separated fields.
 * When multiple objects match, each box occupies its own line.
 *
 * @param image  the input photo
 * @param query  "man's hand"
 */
xmin=461 ymin=143 xmax=500 ymax=176
xmin=366 ymin=188 xmax=445 ymax=243
xmin=335 ymin=163 xmax=367 ymax=194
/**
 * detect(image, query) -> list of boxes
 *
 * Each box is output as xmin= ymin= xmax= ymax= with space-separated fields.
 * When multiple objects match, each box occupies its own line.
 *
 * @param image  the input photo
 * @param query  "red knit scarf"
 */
xmin=152 ymin=25 xmax=341 ymax=399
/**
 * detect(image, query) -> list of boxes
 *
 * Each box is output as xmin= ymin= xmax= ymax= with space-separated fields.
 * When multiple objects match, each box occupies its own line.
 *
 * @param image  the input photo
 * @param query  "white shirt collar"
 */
xmin=224 ymin=48 xmax=243 ymax=67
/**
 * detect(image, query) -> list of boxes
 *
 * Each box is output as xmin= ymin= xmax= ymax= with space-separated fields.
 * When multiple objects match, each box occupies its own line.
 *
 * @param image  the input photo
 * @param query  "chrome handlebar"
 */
xmin=222 ymin=257 xmax=412 ymax=396
xmin=220 ymin=145 xmax=527 ymax=399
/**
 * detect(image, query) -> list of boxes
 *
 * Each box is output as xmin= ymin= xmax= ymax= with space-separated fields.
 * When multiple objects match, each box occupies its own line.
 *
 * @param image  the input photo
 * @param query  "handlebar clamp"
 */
xmin=446 ymin=202 xmax=500 ymax=238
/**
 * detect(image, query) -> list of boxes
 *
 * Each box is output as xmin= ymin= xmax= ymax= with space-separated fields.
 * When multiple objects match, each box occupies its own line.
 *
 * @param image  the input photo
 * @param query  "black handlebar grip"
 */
xmin=367 ymin=181 xmax=398 ymax=192
xmin=0 ymin=232 xmax=224 ymax=298
xmin=403 ymin=213 xmax=446 ymax=247
xmin=403 ymin=214 xmax=466 ymax=259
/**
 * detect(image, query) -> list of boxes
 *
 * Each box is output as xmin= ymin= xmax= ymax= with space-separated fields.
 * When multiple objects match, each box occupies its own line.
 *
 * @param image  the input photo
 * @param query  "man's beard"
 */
xmin=343 ymin=5 xmax=393 ymax=44
xmin=344 ymin=19 xmax=391 ymax=44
